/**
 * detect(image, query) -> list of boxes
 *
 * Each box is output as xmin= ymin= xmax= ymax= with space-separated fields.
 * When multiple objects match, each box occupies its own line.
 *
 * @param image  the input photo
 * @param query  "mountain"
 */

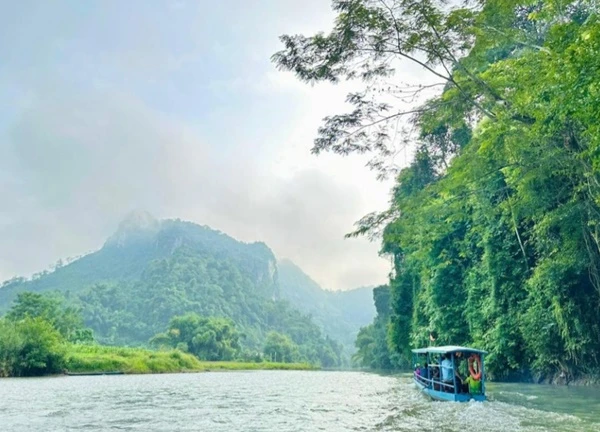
xmin=0 ymin=213 xmax=343 ymax=366
xmin=277 ymin=259 xmax=376 ymax=353
xmin=0 ymin=211 xmax=279 ymax=309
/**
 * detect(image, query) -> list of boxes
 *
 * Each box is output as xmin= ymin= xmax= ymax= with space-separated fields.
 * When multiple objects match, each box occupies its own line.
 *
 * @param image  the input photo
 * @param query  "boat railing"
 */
xmin=413 ymin=365 xmax=455 ymax=392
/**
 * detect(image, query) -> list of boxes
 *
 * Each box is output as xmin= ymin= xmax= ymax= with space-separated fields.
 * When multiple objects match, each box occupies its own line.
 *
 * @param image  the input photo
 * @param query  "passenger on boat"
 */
xmin=463 ymin=375 xmax=482 ymax=394
xmin=440 ymin=354 xmax=454 ymax=392
xmin=431 ymin=360 xmax=441 ymax=390
xmin=454 ymin=352 xmax=468 ymax=393
xmin=464 ymin=353 xmax=482 ymax=394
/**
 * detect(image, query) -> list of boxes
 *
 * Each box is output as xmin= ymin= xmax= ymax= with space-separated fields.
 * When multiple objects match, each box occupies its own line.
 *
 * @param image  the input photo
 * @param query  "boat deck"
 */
xmin=413 ymin=374 xmax=486 ymax=402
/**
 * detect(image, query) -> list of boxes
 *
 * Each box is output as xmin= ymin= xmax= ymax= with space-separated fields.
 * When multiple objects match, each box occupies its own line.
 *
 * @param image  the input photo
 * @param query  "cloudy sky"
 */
xmin=0 ymin=1 xmax=429 ymax=291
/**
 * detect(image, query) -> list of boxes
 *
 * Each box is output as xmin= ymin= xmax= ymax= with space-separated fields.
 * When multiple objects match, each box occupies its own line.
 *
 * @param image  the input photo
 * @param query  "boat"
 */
xmin=65 ymin=371 xmax=124 ymax=376
xmin=411 ymin=345 xmax=487 ymax=402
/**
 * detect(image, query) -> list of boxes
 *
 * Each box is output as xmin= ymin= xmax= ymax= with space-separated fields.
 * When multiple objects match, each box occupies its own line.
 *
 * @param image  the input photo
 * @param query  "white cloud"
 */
xmin=0 ymin=0 xmax=442 ymax=290
xmin=0 ymin=83 xmax=393 ymax=290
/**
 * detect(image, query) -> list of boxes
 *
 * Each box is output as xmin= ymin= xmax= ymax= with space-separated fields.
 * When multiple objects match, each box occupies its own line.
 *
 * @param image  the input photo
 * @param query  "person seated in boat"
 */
xmin=421 ymin=362 xmax=429 ymax=379
xmin=431 ymin=360 xmax=441 ymax=390
xmin=454 ymin=352 xmax=468 ymax=393
xmin=457 ymin=372 xmax=469 ymax=394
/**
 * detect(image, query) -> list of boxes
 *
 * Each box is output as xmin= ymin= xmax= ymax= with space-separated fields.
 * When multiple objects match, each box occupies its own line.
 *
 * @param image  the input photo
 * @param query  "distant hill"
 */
xmin=0 ymin=211 xmax=278 ymax=302
xmin=277 ymin=259 xmax=376 ymax=354
xmin=0 ymin=212 xmax=343 ymax=366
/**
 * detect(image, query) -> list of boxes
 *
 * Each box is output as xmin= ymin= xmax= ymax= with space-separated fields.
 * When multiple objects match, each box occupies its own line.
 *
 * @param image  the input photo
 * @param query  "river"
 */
xmin=1 ymin=371 xmax=599 ymax=431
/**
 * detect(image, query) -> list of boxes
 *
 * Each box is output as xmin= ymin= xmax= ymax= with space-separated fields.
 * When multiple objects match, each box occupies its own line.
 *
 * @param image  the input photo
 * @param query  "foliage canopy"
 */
xmin=275 ymin=0 xmax=600 ymax=379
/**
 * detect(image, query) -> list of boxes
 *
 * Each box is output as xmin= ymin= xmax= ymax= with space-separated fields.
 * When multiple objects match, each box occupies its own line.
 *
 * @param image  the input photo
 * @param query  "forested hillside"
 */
xmin=0 ymin=211 xmax=278 ymax=309
xmin=353 ymin=286 xmax=397 ymax=370
xmin=0 ymin=213 xmax=342 ymax=367
xmin=274 ymin=0 xmax=600 ymax=381
xmin=278 ymin=259 xmax=375 ymax=352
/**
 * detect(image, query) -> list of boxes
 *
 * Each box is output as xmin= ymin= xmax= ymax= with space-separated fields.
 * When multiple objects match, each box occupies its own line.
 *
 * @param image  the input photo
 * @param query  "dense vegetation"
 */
xmin=274 ymin=0 xmax=600 ymax=380
xmin=0 ymin=292 xmax=317 ymax=377
xmin=0 ymin=316 xmax=67 ymax=377
xmin=0 ymin=292 xmax=91 ymax=377
xmin=352 ymin=286 xmax=399 ymax=370
xmin=150 ymin=313 xmax=241 ymax=361
xmin=0 ymin=215 xmax=346 ymax=368
xmin=278 ymin=259 xmax=375 ymax=355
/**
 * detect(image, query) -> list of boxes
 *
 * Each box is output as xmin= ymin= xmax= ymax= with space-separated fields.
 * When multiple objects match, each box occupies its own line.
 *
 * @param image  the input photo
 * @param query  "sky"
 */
xmin=0 ymin=0 xmax=430 ymax=291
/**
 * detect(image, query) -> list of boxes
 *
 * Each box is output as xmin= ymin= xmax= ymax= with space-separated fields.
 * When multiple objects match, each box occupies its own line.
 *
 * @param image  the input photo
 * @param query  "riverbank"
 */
xmin=493 ymin=369 xmax=600 ymax=386
xmin=531 ymin=372 xmax=600 ymax=386
xmin=65 ymin=344 xmax=317 ymax=375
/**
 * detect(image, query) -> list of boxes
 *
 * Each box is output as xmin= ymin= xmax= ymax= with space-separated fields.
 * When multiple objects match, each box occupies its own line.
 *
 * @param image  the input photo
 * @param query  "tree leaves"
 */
xmin=275 ymin=0 xmax=600 ymax=377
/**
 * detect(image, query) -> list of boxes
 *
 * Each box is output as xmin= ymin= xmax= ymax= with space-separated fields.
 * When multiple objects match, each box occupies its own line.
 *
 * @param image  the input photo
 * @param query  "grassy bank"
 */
xmin=195 ymin=361 xmax=317 ymax=371
xmin=65 ymin=345 xmax=317 ymax=374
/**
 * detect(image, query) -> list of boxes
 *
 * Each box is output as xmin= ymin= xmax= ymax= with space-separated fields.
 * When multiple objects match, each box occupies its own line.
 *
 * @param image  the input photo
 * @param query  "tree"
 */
xmin=263 ymin=331 xmax=300 ymax=363
xmin=353 ymin=286 xmax=397 ymax=369
xmin=272 ymin=0 xmax=510 ymax=179
xmin=0 ymin=317 xmax=67 ymax=377
xmin=353 ymin=324 xmax=377 ymax=367
xmin=7 ymin=292 xmax=93 ymax=343
xmin=150 ymin=313 xmax=241 ymax=361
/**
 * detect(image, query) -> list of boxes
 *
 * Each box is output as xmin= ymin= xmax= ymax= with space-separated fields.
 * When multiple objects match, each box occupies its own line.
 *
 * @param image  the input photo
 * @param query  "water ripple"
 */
xmin=0 ymin=372 xmax=599 ymax=431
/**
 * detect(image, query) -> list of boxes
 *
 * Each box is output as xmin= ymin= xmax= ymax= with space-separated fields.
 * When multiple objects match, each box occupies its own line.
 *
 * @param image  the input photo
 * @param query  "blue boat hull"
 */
xmin=414 ymin=378 xmax=485 ymax=402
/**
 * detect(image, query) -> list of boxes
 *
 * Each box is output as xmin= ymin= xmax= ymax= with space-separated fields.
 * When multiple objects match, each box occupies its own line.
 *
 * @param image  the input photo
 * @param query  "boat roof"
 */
xmin=411 ymin=345 xmax=487 ymax=355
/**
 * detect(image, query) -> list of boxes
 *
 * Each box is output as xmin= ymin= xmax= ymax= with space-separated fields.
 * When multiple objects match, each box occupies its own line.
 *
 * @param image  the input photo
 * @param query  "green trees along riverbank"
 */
xmin=0 ymin=292 xmax=93 ymax=377
xmin=0 ymin=317 xmax=67 ymax=377
xmin=274 ymin=0 xmax=600 ymax=381
xmin=0 ymin=293 xmax=315 ymax=377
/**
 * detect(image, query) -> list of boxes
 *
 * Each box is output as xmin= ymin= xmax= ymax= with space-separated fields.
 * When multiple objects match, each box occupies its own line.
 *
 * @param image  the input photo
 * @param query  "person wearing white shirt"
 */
xmin=441 ymin=354 xmax=454 ymax=391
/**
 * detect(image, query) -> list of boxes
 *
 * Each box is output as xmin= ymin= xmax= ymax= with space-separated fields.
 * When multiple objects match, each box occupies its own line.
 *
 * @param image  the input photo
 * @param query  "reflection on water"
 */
xmin=0 ymin=371 xmax=599 ymax=431
xmin=488 ymin=381 xmax=600 ymax=424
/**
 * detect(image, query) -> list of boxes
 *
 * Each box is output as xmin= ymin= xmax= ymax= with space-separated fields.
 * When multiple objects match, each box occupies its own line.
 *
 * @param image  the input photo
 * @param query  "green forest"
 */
xmin=0 ymin=216 xmax=365 ymax=375
xmin=277 ymin=259 xmax=375 ymax=356
xmin=0 ymin=292 xmax=315 ymax=377
xmin=273 ymin=0 xmax=600 ymax=381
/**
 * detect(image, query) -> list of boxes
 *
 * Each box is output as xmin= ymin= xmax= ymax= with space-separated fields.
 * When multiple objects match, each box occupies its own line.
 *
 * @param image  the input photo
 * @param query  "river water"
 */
xmin=1 ymin=371 xmax=599 ymax=431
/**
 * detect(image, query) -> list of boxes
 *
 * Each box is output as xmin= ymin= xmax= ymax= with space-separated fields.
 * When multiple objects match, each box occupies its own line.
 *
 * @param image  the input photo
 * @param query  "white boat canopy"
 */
xmin=411 ymin=345 xmax=487 ymax=355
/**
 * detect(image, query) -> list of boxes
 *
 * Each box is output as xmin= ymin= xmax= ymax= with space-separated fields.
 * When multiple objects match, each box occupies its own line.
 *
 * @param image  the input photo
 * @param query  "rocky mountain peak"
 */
xmin=105 ymin=210 xmax=161 ymax=247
